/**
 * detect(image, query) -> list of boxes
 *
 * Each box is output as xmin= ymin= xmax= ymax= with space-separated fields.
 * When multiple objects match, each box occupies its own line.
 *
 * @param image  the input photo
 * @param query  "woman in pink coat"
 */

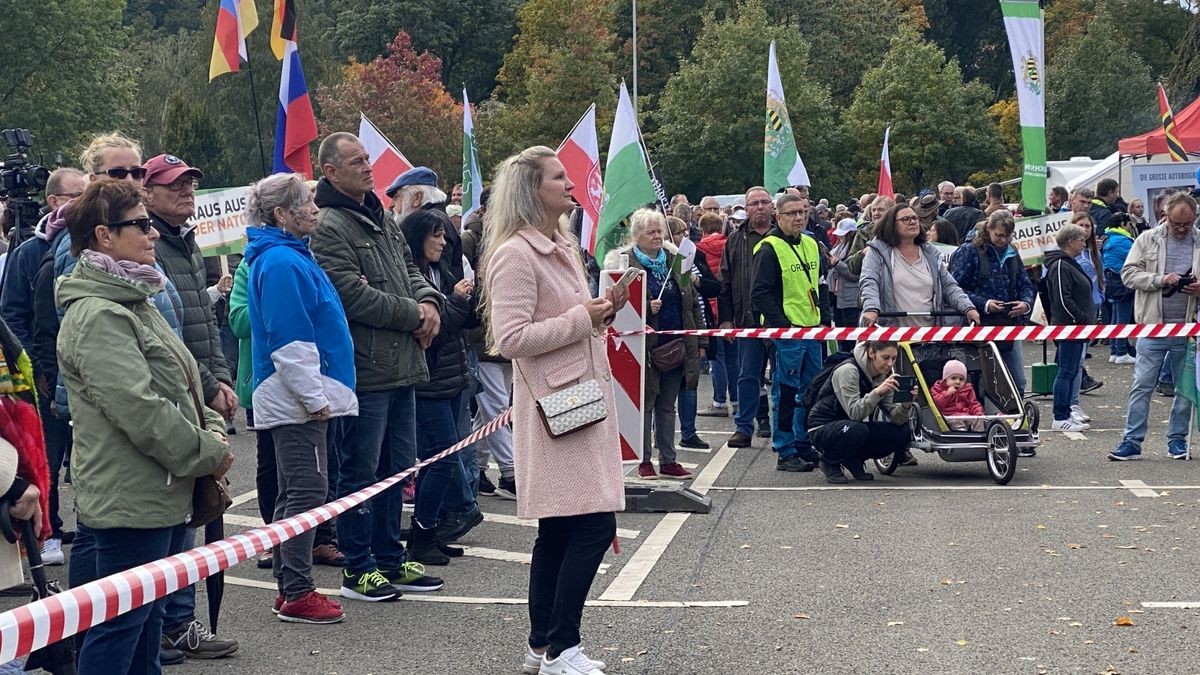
xmin=481 ymin=145 xmax=627 ymax=675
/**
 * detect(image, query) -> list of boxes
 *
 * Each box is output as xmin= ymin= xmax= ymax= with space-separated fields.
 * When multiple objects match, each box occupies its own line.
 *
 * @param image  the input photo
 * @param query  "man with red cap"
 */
xmin=141 ymin=153 xmax=240 ymax=660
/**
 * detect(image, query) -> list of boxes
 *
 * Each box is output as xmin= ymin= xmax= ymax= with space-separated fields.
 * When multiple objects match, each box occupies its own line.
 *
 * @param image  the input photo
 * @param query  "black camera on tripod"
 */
xmin=0 ymin=129 xmax=50 ymax=247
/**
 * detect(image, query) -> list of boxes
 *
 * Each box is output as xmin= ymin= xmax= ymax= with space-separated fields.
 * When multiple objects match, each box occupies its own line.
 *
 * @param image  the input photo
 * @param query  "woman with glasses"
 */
xmin=56 ymin=179 xmax=233 ymax=675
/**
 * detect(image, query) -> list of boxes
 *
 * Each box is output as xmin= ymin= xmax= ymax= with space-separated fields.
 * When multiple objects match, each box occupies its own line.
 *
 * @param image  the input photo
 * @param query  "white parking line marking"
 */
xmin=600 ymin=446 xmax=736 ymax=602
xmin=1142 ymin=601 xmax=1200 ymax=609
xmin=230 ymin=489 xmax=258 ymax=508
xmin=224 ymin=576 xmax=747 ymax=607
xmin=1120 ymin=479 xmax=1161 ymax=498
xmin=225 ymin=512 xmax=641 ymax=541
xmin=461 ymin=547 xmax=611 ymax=574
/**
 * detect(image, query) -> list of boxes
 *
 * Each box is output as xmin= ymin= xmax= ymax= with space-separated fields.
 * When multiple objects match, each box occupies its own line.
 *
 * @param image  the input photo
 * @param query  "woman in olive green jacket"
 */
xmin=56 ymin=180 xmax=231 ymax=675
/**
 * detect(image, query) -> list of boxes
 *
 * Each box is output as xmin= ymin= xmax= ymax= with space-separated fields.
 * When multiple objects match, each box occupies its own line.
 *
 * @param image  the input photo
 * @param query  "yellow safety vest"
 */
xmin=753 ymin=233 xmax=821 ymax=327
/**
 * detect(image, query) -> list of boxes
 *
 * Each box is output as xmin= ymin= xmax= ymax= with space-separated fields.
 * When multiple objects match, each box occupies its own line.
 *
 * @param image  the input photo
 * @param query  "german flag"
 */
xmin=271 ymin=0 xmax=298 ymax=60
xmin=1158 ymin=83 xmax=1188 ymax=162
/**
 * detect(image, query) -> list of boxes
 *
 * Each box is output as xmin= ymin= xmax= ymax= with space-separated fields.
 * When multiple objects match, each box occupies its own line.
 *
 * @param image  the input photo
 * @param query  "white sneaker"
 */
xmin=1112 ymin=354 xmax=1136 ymax=365
xmin=1051 ymin=419 xmax=1090 ymax=432
xmin=539 ymin=645 xmax=607 ymax=675
xmin=40 ymin=538 xmax=64 ymax=566
xmin=526 ymin=647 xmax=604 ymax=674
xmin=1108 ymin=355 xmax=1117 ymax=363
xmin=1070 ymin=405 xmax=1091 ymax=423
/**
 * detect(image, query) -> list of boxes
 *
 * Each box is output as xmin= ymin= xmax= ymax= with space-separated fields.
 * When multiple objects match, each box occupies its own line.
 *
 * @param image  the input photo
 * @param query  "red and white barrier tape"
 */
xmin=0 ymin=407 xmax=513 ymax=662
xmin=618 ymin=322 xmax=1200 ymax=343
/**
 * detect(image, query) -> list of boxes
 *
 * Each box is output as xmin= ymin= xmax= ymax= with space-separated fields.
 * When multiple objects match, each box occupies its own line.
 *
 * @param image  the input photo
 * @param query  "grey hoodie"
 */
xmin=859 ymin=239 xmax=975 ymax=325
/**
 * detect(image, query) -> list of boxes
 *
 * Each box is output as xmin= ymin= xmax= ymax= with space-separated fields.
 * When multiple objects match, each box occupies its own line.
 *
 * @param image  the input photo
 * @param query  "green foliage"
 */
xmin=0 ymin=0 xmax=135 ymax=164
xmin=1168 ymin=13 xmax=1200 ymax=102
xmin=651 ymin=0 xmax=842 ymax=199
xmin=161 ymin=95 xmax=231 ymax=180
xmin=124 ymin=0 xmax=205 ymax=35
xmin=1046 ymin=17 xmax=1156 ymax=158
xmin=479 ymin=0 xmax=620 ymax=171
xmin=316 ymin=32 xmax=462 ymax=186
xmin=610 ymin=0 xmax=712 ymax=113
xmin=1096 ymin=0 xmax=1190 ymax=81
xmin=841 ymin=27 xmax=1003 ymax=193
xmin=921 ymin=0 xmax=1010 ymax=99
xmin=327 ymin=0 xmax=520 ymax=99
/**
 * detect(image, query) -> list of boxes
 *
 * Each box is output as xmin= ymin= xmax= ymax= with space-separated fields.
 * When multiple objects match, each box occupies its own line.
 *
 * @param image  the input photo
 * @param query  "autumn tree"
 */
xmin=611 ymin=0 xmax=710 ymax=114
xmin=316 ymin=32 xmax=462 ymax=185
xmin=921 ymin=0 xmax=1010 ymax=100
xmin=840 ymin=27 xmax=1003 ymax=193
xmin=1046 ymin=17 xmax=1156 ymax=158
xmin=967 ymin=97 xmax=1022 ymax=191
xmin=479 ymin=0 xmax=620 ymax=170
xmin=651 ymin=0 xmax=842 ymax=199
xmin=1168 ymin=12 xmax=1200 ymax=102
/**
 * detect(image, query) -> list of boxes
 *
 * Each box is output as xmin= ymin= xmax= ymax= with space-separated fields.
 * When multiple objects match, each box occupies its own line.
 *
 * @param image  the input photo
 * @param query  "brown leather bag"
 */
xmin=649 ymin=338 xmax=686 ymax=372
xmin=168 ymin=349 xmax=232 ymax=529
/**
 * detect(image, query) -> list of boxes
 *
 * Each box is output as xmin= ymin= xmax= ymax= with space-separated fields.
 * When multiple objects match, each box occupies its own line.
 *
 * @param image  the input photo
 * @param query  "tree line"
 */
xmin=2 ymin=0 xmax=1196 ymax=200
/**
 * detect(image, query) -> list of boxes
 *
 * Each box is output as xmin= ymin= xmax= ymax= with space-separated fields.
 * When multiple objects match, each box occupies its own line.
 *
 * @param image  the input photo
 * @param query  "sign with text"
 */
xmin=1130 ymin=162 xmax=1200 ymax=221
xmin=189 ymin=186 xmax=250 ymax=257
xmin=1011 ymin=211 xmax=1070 ymax=267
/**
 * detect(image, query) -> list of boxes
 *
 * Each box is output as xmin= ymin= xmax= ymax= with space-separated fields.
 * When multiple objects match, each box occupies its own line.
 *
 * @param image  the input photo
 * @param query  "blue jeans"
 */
xmin=1108 ymin=300 xmax=1133 ymax=356
xmin=1161 ymin=358 xmax=1174 ymax=385
xmin=336 ymin=387 xmax=416 ymax=575
xmin=1121 ymin=337 xmax=1192 ymax=449
xmin=1053 ymin=340 xmax=1085 ymax=421
xmin=769 ymin=339 xmax=823 ymax=458
xmin=734 ymin=338 xmax=768 ymax=436
xmin=678 ymin=386 xmax=697 ymax=437
xmin=78 ymin=523 xmax=187 ymax=675
xmin=415 ymin=394 xmax=465 ymax=529
xmin=162 ymin=528 xmax=196 ymax=630
xmin=451 ymin=386 xmax=479 ymax=511
xmin=999 ymin=342 xmax=1027 ymax=398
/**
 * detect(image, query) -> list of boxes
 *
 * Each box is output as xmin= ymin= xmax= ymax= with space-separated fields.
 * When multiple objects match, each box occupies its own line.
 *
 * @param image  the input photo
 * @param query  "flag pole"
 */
xmin=631 ymin=0 xmax=638 ymax=113
xmin=244 ymin=58 xmax=269 ymax=178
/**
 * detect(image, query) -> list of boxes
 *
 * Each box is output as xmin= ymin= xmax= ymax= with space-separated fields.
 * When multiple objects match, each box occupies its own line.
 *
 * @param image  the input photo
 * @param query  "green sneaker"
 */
xmin=339 ymin=569 xmax=401 ymax=602
xmin=382 ymin=562 xmax=445 ymax=593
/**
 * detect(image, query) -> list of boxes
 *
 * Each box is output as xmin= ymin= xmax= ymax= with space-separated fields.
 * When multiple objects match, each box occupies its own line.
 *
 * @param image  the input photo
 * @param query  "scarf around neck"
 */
xmin=633 ymin=246 xmax=668 ymax=279
xmin=81 ymin=249 xmax=167 ymax=291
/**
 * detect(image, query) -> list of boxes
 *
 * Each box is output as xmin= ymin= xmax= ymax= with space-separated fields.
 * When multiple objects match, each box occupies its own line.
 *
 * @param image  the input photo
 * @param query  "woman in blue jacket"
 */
xmin=244 ymin=173 xmax=358 ymax=625
xmin=1101 ymin=213 xmax=1137 ymax=363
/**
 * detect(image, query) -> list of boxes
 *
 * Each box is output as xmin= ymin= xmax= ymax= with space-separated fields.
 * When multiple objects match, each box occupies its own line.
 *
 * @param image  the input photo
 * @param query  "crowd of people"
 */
xmin=0 ymin=127 xmax=1194 ymax=675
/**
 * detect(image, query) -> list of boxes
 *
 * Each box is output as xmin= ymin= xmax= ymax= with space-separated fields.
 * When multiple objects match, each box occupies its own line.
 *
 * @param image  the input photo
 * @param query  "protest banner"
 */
xmin=1011 ymin=211 xmax=1070 ymax=267
xmin=190 ymin=186 xmax=251 ymax=257
xmin=1129 ymin=162 xmax=1200 ymax=217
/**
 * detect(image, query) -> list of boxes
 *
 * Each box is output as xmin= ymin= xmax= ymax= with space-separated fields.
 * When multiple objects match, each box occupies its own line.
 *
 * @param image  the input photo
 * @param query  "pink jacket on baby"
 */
xmin=930 ymin=379 xmax=984 ymax=417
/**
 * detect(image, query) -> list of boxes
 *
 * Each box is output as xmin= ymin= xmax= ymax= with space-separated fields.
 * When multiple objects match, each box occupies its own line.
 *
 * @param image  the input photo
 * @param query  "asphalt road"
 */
xmin=7 ymin=346 xmax=1200 ymax=674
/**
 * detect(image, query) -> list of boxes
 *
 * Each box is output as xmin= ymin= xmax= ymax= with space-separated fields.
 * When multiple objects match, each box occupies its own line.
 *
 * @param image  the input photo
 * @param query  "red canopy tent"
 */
xmin=1118 ymin=95 xmax=1200 ymax=156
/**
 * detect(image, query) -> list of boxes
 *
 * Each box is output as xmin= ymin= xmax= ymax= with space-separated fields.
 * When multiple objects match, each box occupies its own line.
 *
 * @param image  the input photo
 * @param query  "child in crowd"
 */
xmin=931 ymin=360 xmax=985 ymax=431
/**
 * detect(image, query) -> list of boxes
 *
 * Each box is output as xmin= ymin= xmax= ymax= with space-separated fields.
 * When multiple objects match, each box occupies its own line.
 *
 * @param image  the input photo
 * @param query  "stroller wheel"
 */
xmin=986 ymin=420 xmax=1018 ymax=485
xmin=874 ymin=452 xmax=900 ymax=475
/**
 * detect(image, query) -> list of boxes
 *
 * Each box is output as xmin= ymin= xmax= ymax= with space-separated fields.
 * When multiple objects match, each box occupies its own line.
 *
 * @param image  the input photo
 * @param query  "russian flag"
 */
xmin=273 ymin=41 xmax=318 ymax=178
xmin=209 ymin=0 xmax=258 ymax=81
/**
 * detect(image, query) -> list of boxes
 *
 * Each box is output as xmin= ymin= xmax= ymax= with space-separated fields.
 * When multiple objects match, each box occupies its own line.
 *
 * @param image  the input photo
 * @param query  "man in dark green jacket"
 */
xmin=142 ymin=153 xmax=239 ymax=660
xmin=310 ymin=132 xmax=445 ymax=602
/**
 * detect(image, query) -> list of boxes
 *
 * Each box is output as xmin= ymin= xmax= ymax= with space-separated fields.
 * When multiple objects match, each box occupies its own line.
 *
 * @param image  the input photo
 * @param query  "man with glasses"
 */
xmin=1109 ymin=192 xmax=1200 ymax=461
xmin=699 ymin=196 xmax=721 ymax=215
xmin=750 ymin=194 xmax=827 ymax=471
xmin=142 ymin=154 xmax=240 ymax=660
xmin=720 ymin=186 xmax=777 ymax=447
xmin=937 ymin=181 xmax=956 ymax=215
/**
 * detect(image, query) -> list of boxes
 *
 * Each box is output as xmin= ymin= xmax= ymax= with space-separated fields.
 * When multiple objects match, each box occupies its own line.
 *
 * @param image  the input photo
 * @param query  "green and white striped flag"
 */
xmin=596 ymin=82 xmax=657 ymax=265
xmin=764 ymin=40 xmax=810 ymax=194
xmin=1001 ymin=0 xmax=1047 ymax=212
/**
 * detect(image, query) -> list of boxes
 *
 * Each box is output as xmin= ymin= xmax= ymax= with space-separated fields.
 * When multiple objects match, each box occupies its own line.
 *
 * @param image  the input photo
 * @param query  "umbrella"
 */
xmin=203 ymin=516 xmax=225 ymax=634
xmin=0 ymin=506 xmax=75 ymax=674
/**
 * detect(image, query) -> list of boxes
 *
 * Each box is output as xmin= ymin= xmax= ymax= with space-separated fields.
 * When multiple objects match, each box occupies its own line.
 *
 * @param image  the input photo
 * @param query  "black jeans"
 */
xmin=811 ymin=420 xmax=911 ymax=465
xmin=39 ymin=392 xmax=70 ymax=537
xmin=528 ymin=511 xmax=616 ymax=658
xmin=834 ymin=306 xmax=860 ymax=353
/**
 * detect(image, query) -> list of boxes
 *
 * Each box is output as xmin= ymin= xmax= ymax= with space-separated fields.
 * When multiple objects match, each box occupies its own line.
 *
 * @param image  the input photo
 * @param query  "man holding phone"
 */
xmin=750 ymin=193 xmax=830 ymax=472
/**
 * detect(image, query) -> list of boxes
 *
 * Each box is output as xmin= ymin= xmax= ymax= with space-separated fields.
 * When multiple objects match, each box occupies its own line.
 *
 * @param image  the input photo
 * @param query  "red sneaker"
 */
xmin=637 ymin=462 xmax=657 ymax=479
xmin=271 ymin=595 xmax=283 ymax=615
xmin=277 ymin=590 xmax=345 ymax=624
xmin=658 ymin=463 xmax=694 ymax=480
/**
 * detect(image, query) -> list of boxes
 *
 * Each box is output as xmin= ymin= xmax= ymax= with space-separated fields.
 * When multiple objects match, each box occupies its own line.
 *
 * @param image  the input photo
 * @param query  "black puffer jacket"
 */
xmin=1044 ymin=250 xmax=1095 ymax=326
xmin=150 ymin=213 xmax=231 ymax=402
xmin=417 ymin=257 xmax=479 ymax=400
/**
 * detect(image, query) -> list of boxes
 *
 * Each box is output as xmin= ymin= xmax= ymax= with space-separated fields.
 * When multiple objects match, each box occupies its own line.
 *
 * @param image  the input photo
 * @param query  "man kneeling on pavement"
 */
xmin=750 ymin=193 xmax=830 ymax=472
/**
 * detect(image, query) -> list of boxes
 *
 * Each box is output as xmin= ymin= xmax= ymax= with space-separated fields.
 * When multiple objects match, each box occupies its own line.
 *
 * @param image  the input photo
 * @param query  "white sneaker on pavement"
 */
xmin=1070 ymin=405 xmax=1091 ymax=423
xmin=539 ymin=645 xmax=607 ymax=675
xmin=1051 ymin=419 xmax=1089 ymax=432
xmin=1111 ymin=354 xmax=1136 ymax=365
xmin=525 ymin=647 xmax=605 ymax=675
xmin=40 ymin=538 xmax=64 ymax=566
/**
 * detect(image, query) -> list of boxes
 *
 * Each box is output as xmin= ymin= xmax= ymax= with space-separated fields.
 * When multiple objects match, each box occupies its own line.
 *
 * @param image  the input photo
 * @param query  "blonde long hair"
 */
xmin=479 ymin=145 xmax=583 ymax=353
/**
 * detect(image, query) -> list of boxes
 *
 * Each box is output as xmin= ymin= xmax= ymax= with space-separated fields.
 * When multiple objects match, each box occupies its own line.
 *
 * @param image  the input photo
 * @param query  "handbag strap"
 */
xmin=164 ymin=343 xmax=208 ymax=432
xmin=514 ymin=326 xmax=597 ymax=403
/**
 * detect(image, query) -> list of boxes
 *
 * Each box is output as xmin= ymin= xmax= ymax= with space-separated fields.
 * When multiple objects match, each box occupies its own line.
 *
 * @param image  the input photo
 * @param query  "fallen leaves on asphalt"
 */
xmin=1113 ymin=616 xmax=1136 ymax=627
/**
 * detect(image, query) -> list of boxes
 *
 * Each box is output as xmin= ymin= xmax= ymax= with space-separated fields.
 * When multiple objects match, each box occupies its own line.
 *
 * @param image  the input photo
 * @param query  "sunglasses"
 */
xmin=104 ymin=217 xmax=154 ymax=234
xmin=101 ymin=167 xmax=147 ymax=181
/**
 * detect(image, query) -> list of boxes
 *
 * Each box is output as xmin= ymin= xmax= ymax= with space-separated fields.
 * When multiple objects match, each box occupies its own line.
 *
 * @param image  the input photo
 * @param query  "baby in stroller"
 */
xmin=931 ymin=360 xmax=985 ymax=431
